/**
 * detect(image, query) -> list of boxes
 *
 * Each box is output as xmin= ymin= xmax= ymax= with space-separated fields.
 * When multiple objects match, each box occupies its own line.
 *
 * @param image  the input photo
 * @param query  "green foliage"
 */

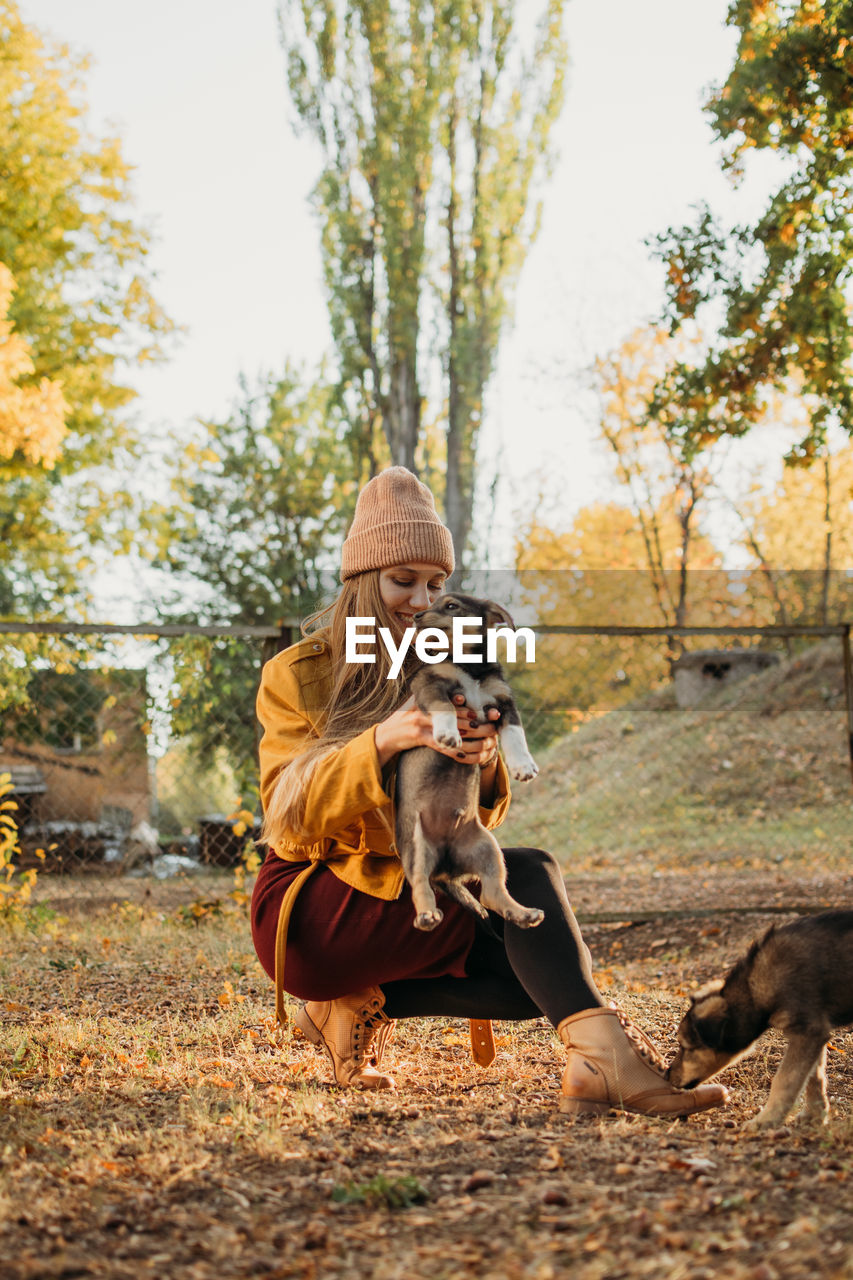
xmin=650 ymin=0 xmax=853 ymax=463
xmin=331 ymin=1173 xmax=429 ymax=1210
xmin=164 ymin=635 xmax=264 ymax=800
xmin=0 ymin=1 xmax=173 ymax=613
xmin=164 ymin=367 xmax=355 ymax=623
xmin=279 ymin=0 xmax=567 ymax=559
xmin=3 ymin=663 xmax=145 ymax=755
xmin=157 ymin=369 xmax=355 ymax=792
xmin=7 ymin=668 xmax=106 ymax=752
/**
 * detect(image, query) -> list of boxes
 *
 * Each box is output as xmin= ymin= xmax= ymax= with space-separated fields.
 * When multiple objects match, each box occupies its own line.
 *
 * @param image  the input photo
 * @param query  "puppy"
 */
xmin=394 ymin=593 xmax=544 ymax=932
xmin=668 ymin=910 xmax=853 ymax=1129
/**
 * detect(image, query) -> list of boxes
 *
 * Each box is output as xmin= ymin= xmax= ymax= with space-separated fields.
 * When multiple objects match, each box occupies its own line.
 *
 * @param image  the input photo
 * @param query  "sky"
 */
xmin=21 ymin=0 xmax=786 ymax=571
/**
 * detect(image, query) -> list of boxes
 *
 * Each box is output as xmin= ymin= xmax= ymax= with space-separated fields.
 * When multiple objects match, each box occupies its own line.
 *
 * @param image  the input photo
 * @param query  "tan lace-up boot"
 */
xmin=558 ymin=1006 xmax=728 ymax=1118
xmin=295 ymin=987 xmax=396 ymax=1089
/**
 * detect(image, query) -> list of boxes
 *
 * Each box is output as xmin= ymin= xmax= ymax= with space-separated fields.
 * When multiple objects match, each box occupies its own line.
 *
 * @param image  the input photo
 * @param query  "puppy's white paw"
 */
xmin=509 ymin=757 xmax=539 ymax=782
xmin=414 ymin=909 xmax=444 ymax=931
xmin=500 ymin=726 xmax=538 ymax=780
xmin=506 ymin=907 xmax=544 ymax=929
xmin=432 ymin=710 xmax=461 ymax=750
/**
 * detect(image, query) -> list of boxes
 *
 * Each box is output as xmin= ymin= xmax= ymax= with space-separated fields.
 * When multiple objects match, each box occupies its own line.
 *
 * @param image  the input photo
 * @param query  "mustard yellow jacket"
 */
xmin=256 ymin=629 xmax=512 ymax=900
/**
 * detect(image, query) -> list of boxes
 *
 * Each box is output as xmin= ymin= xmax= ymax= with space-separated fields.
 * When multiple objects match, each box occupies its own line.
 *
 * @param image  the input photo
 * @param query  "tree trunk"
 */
xmin=385 ymin=357 xmax=420 ymax=472
xmin=820 ymin=450 xmax=832 ymax=625
xmin=445 ymin=93 xmax=465 ymax=567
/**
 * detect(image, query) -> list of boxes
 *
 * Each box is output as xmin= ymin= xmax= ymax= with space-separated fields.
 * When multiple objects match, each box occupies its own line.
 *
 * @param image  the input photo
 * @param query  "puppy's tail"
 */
xmin=437 ymin=880 xmax=502 ymax=941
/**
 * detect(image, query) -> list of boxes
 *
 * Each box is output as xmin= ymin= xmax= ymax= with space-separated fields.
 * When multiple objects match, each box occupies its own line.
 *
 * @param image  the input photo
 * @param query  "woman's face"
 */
xmin=378 ymin=563 xmax=446 ymax=635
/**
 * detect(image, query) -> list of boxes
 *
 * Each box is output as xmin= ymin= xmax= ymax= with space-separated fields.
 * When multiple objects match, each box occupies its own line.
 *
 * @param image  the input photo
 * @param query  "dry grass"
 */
xmin=0 ymin=873 xmax=851 ymax=1280
xmin=501 ymin=639 xmax=853 ymax=872
xmin=1 ymin=642 xmax=852 ymax=1278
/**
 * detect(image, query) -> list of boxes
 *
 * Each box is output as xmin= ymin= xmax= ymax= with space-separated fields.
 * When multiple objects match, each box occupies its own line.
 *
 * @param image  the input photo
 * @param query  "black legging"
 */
xmin=381 ymin=847 xmax=604 ymax=1027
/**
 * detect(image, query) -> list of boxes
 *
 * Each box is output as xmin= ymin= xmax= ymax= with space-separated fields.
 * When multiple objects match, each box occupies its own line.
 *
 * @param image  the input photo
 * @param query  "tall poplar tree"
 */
xmin=279 ymin=0 xmax=566 ymax=561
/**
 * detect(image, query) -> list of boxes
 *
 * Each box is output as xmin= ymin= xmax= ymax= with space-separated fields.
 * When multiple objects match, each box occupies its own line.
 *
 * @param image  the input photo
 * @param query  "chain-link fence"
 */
xmin=2 ymin=589 xmax=851 ymax=899
xmin=0 ymin=621 xmax=296 ymax=884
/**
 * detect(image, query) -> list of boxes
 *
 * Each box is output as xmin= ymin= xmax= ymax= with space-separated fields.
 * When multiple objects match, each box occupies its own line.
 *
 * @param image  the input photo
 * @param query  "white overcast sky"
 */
xmin=21 ymin=0 xmax=784 ymax=564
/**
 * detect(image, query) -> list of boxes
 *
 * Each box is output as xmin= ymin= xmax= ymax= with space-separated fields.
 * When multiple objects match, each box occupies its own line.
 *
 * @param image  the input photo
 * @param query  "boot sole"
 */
xmin=560 ymin=1094 xmax=723 ymax=1118
xmin=559 ymin=1097 xmax=615 ymax=1116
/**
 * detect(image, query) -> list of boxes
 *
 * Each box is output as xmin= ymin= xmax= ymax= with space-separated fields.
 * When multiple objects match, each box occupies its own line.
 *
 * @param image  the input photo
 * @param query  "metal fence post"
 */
xmin=843 ymin=623 xmax=853 ymax=785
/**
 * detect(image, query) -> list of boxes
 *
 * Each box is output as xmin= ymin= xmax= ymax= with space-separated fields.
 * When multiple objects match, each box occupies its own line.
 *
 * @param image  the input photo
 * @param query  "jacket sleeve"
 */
xmin=257 ymin=653 xmax=391 ymax=846
xmin=479 ymin=756 xmax=511 ymax=830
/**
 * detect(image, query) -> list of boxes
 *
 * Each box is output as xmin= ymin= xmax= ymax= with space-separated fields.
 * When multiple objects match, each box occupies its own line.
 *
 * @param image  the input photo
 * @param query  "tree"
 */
xmin=735 ymin=443 xmax=853 ymax=623
xmin=0 ymin=264 xmax=68 ymax=467
xmin=512 ymin=497 xmax=725 ymax=744
xmin=0 ymin=1 xmax=173 ymax=614
xmin=158 ymin=368 xmax=357 ymax=792
xmin=164 ymin=368 xmax=356 ymax=625
xmin=591 ymin=326 xmax=725 ymax=643
xmin=279 ymin=0 xmax=566 ymax=561
xmin=650 ymin=0 xmax=853 ymax=465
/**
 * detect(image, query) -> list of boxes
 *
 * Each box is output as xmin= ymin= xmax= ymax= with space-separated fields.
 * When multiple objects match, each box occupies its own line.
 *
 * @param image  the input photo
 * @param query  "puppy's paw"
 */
xmin=432 ymin=710 xmax=461 ymax=750
xmin=506 ymin=907 xmax=545 ymax=929
xmin=745 ymin=1110 xmax=786 ymax=1133
xmin=796 ymin=1108 xmax=830 ymax=1127
xmin=414 ymin=909 xmax=444 ymax=931
xmin=509 ymin=757 xmax=538 ymax=782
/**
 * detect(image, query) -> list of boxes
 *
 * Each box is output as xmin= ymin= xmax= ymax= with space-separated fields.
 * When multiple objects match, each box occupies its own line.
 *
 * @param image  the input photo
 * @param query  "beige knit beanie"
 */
xmin=341 ymin=466 xmax=455 ymax=580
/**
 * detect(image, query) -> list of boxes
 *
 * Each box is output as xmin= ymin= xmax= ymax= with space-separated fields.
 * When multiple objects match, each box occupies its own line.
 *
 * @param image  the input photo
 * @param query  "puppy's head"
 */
xmin=667 ymin=981 xmax=752 ymax=1088
xmin=413 ymin=593 xmax=514 ymax=639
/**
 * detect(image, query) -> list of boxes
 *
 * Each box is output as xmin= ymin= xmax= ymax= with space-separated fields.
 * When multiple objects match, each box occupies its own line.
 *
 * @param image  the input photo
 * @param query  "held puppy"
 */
xmin=394 ymin=593 xmax=544 ymax=932
xmin=668 ymin=910 xmax=853 ymax=1129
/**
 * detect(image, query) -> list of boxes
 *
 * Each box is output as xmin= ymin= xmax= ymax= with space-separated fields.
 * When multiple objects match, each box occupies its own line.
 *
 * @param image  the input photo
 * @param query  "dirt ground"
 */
xmin=0 ymin=868 xmax=851 ymax=1280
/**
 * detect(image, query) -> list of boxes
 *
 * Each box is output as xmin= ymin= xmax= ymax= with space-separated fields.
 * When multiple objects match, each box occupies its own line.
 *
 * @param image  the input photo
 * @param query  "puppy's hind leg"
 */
xmin=410 ymin=814 xmax=443 ymax=931
xmin=461 ymin=829 xmax=544 ymax=929
xmin=799 ymin=1043 xmax=830 ymax=1125
xmin=748 ymin=1032 xmax=826 ymax=1130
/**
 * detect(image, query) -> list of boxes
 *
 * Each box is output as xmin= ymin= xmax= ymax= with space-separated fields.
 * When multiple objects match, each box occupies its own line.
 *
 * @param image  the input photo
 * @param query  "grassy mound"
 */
xmin=501 ymin=640 xmax=852 ymax=873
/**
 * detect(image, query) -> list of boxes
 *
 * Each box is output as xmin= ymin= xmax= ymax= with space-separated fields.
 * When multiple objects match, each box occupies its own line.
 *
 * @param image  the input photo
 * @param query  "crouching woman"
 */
xmin=250 ymin=467 xmax=727 ymax=1118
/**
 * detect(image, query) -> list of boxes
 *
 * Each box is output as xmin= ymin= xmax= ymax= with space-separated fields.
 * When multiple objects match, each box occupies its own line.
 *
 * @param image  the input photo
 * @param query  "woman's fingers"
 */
xmin=377 ymin=695 xmax=500 ymax=764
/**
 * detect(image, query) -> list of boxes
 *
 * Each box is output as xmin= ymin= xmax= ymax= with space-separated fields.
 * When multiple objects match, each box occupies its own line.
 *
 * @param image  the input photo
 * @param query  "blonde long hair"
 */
xmin=260 ymin=570 xmax=422 ymax=844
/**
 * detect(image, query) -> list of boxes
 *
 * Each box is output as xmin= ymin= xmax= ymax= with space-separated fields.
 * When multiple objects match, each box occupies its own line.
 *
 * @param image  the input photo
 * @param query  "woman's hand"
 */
xmin=374 ymin=695 xmax=500 ymax=768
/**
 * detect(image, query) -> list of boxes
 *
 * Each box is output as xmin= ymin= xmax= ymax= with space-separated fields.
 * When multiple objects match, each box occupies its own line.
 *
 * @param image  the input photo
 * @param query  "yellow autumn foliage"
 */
xmin=0 ymin=263 xmax=68 ymax=468
xmin=746 ymin=448 xmax=853 ymax=569
xmin=0 ymin=773 xmax=39 ymax=917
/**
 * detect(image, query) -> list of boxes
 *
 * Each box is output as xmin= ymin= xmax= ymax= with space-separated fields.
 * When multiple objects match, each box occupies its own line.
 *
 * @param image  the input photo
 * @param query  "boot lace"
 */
xmin=353 ymin=996 xmax=395 ymax=1067
xmin=612 ymin=1006 xmax=669 ymax=1075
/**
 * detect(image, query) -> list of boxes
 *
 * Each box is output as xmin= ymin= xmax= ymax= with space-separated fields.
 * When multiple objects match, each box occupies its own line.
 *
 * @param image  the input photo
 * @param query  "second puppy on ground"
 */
xmin=395 ymin=592 xmax=544 ymax=932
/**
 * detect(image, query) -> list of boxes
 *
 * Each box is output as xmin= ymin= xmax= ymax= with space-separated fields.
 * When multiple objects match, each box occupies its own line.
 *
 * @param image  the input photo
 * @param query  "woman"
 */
xmin=250 ymin=467 xmax=727 ymax=1117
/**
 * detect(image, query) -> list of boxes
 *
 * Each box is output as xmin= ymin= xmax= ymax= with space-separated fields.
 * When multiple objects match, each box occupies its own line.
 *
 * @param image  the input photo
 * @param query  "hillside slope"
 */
xmin=499 ymin=640 xmax=852 ymax=873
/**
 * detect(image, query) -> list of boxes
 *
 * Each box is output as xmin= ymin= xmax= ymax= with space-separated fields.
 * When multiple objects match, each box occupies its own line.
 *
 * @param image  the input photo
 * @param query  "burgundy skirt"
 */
xmin=250 ymin=846 xmax=478 ymax=1001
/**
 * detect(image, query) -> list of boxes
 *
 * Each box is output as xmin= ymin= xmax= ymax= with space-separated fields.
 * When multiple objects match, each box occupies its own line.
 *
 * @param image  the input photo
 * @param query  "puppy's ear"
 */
xmin=484 ymin=601 xmax=515 ymax=630
xmin=690 ymin=979 xmax=724 ymax=1006
xmin=692 ymin=993 xmax=730 ymax=1045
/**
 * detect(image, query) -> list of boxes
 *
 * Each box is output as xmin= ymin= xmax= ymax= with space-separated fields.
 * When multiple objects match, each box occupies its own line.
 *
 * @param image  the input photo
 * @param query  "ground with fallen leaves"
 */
xmin=0 ymin=862 xmax=851 ymax=1280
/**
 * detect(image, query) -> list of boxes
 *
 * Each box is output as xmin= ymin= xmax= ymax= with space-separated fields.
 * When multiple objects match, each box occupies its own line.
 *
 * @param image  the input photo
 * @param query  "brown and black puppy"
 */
xmin=668 ymin=910 xmax=853 ymax=1129
xmin=394 ymin=593 xmax=544 ymax=932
